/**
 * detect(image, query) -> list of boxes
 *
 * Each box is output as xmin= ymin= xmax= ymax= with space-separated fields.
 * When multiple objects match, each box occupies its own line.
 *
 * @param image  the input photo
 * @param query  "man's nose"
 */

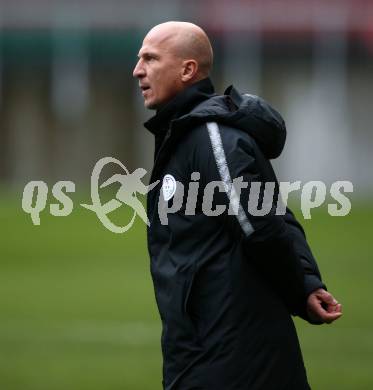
xmin=133 ymin=60 xmax=145 ymax=78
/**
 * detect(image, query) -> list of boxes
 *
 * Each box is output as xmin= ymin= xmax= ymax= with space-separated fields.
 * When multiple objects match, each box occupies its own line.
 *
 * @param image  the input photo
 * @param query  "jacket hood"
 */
xmin=174 ymin=85 xmax=287 ymax=159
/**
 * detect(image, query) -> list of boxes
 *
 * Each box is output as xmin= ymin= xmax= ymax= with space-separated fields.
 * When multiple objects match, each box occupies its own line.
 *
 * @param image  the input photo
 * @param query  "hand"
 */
xmin=306 ymin=288 xmax=342 ymax=324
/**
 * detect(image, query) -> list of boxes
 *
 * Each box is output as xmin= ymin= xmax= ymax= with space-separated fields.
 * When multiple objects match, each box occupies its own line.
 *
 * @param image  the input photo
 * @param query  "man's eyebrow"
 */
xmin=137 ymin=51 xmax=159 ymax=59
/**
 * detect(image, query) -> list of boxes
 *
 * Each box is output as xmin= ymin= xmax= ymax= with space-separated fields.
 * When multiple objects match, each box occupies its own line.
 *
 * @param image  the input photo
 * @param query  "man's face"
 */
xmin=133 ymin=32 xmax=184 ymax=110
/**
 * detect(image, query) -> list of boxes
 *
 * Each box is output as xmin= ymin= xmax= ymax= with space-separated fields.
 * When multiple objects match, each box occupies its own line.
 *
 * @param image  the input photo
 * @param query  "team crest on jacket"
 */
xmin=162 ymin=174 xmax=177 ymax=201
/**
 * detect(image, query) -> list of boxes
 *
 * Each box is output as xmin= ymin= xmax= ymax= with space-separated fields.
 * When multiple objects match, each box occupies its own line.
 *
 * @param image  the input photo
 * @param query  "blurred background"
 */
xmin=0 ymin=0 xmax=372 ymax=389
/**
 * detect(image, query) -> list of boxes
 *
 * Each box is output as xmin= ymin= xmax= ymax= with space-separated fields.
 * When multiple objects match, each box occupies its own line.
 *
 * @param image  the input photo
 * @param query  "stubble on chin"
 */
xmin=145 ymin=100 xmax=158 ymax=110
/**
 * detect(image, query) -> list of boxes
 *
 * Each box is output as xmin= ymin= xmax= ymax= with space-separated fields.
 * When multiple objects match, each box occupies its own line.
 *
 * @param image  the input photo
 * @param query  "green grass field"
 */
xmin=0 ymin=192 xmax=371 ymax=389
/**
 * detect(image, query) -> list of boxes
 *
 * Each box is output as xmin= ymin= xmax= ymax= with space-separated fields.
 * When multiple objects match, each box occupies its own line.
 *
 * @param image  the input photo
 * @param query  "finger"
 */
xmin=319 ymin=291 xmax=338 ymax=305
xmin=320 ymin=313 xmax=342 ymax=324
xmin=324 ymin=300 xmax=342 ymax=313
xmin=309 ymin=300 xmax=343 ymax=321
xmin=335 ymin=303 xmax=342 ymax=313
xmin=327 ymin=303 xmax=338 ymax=313
xmin=308 ymin=300 xmax=329 ymax=320
xmin=330 ymin=303 xmax=342 ymax=313
xmin=323 ymin=312 xmax=343 ymax=324
xmin=308 ymin=307 xmax=342 ymax=324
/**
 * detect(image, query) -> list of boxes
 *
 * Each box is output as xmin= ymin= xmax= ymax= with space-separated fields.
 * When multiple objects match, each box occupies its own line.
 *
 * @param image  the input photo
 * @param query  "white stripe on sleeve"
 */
xmin=206 ymin=122 xmax=254 ymax=237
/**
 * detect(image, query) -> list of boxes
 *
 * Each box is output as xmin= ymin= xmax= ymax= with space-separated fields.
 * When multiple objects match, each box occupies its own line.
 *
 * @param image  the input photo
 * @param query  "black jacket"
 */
xmin=145 ymin=78 xmax=325 ymax=390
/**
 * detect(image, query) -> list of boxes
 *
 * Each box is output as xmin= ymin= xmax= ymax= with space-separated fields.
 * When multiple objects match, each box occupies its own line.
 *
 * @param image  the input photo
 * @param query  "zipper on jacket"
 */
xmin=149 ymin=125 xmax=174 ymax=184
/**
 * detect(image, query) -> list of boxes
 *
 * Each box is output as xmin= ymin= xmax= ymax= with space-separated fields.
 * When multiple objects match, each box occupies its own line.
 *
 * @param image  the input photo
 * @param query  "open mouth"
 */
xmin=140 ymin=85 xmax=151 ymax=92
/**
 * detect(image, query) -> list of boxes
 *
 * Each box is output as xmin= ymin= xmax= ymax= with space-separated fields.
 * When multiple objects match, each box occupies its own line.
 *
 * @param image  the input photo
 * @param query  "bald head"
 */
xmin=133 ymin=21 xmax=214 ymax=109
xmin=146 ymin=21 xmax=213 ymax=79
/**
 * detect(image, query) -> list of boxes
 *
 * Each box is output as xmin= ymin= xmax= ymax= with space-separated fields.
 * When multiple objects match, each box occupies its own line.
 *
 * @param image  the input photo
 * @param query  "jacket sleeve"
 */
xmin=198 ymin=122 xmax=316 ymax=317
xmin=284 ymin=207 xmax=326 ymax=296
xmin=283 ymin=207 xmax=327 ymax=323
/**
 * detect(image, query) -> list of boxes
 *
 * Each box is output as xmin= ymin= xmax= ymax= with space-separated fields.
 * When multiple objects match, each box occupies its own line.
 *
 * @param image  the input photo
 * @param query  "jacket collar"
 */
xmin=144 ymin=77 xmax=215 ymax=136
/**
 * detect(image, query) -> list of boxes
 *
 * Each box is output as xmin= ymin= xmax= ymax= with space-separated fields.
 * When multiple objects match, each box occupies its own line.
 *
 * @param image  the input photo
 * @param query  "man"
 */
xmin=133 ymin=21 xmax=342 ymax=390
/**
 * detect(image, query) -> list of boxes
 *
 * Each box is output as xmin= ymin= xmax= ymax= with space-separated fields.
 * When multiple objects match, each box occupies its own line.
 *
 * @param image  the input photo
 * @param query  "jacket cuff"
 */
xmin=296 ymin=274 xmax=327 ymax=325
xmin=304 ymin=274 xmax=326 ymax=297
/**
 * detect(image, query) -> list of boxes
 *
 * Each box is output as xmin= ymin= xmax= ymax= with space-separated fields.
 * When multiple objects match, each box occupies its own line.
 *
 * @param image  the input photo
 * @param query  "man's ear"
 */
xmin=181 ymin=59 xmax=198 ymax=82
